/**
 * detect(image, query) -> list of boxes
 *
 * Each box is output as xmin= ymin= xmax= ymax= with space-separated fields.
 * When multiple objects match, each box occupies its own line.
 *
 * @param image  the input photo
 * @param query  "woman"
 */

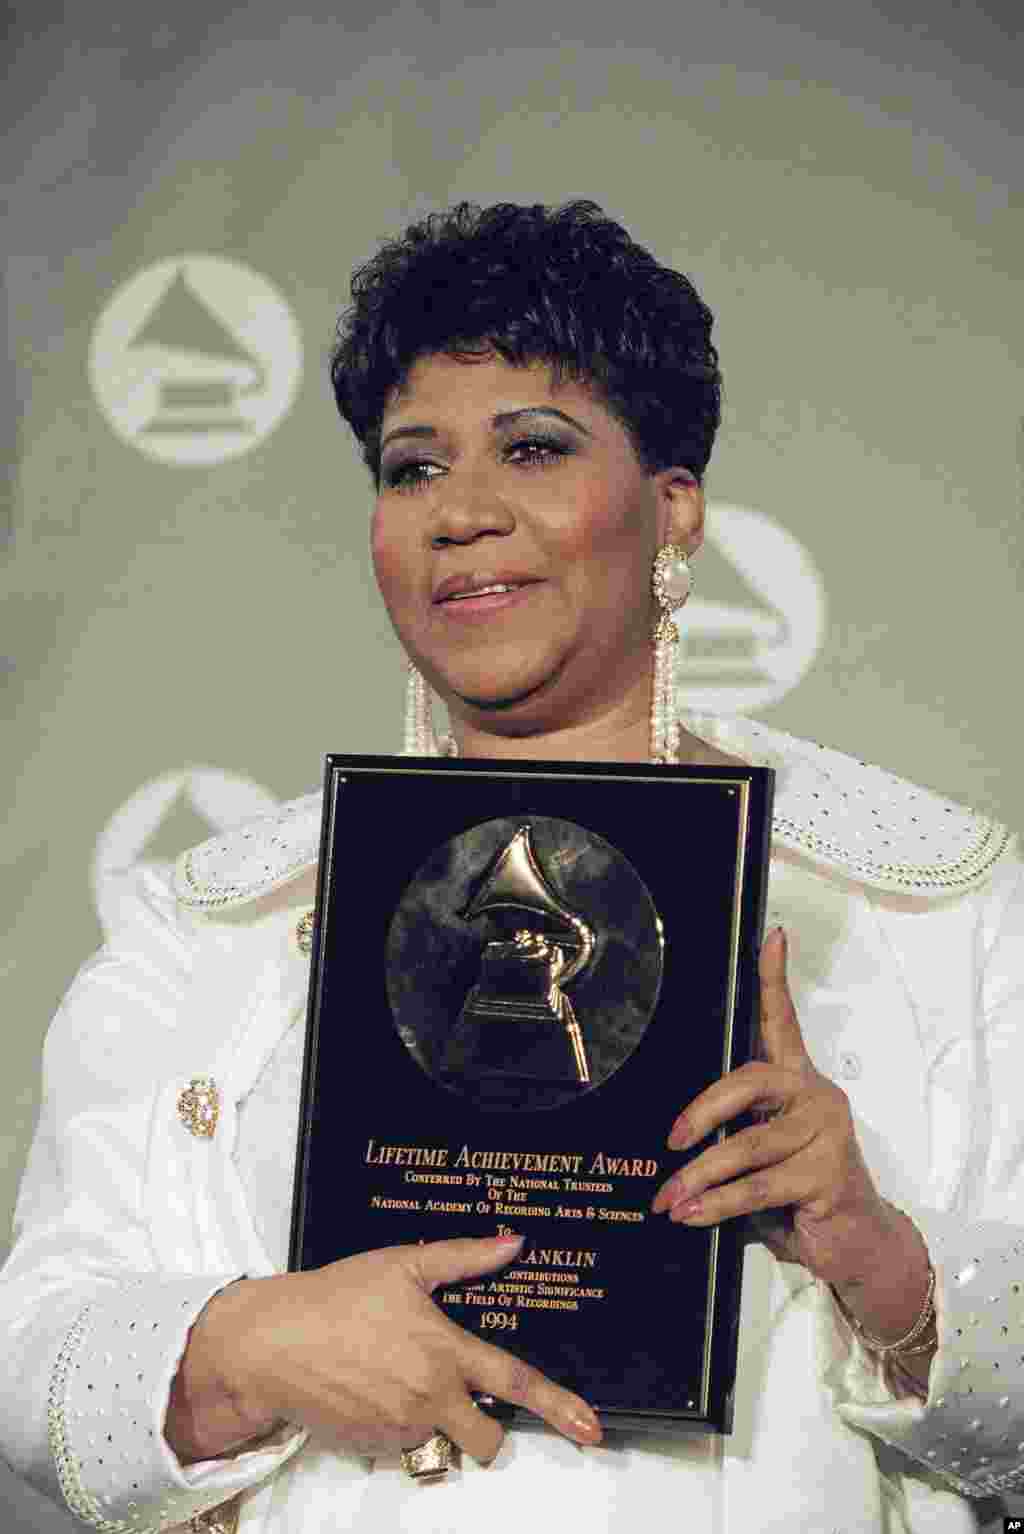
xmin=3 ymin=199 xmax=1023 ymax=1534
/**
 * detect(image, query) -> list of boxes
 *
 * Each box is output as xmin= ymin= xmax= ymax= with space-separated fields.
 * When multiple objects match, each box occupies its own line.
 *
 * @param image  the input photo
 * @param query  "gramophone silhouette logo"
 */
xmin=89 ymin=255 xmax=302 ymax=465
xmin=680 ymin=502 xmax=827 ymax=712
xmin=90 ymin=766 xmax=278 ymax=938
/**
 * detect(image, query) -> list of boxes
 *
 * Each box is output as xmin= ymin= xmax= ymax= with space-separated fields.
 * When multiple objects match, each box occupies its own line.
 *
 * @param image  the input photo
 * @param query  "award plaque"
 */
xmin=290 ymin=756 xmax=774 ymax=1435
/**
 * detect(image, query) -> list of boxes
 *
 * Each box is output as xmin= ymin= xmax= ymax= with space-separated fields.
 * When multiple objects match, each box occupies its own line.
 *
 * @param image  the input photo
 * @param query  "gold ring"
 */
xmin=400 ymin=1431 xmax=454 ymax=1480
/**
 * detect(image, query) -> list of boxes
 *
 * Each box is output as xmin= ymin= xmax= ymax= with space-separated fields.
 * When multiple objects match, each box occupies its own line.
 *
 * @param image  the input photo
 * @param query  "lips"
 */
xmin=433 ymin=573 xmax=539 ymax=604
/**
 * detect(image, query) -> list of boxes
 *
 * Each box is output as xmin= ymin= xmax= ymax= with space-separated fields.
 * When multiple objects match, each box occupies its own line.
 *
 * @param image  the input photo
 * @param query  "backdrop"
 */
xmin=3 ymin=1 xmax=1021 ymax=1528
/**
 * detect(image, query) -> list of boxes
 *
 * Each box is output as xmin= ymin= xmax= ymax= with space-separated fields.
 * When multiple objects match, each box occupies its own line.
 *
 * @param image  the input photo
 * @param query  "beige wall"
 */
xmin=2 ymin=1 xmax=1021 ymax=1527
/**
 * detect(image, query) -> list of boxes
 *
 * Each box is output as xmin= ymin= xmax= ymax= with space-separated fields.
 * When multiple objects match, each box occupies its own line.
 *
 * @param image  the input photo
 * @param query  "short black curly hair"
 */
xmin=330 ymin=199 xmax=722 ymax=490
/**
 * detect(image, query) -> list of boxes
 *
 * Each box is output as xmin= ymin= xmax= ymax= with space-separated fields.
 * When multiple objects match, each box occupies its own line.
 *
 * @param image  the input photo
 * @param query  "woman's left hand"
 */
xmin=652 ymin=927 xmax=899 ymax=1287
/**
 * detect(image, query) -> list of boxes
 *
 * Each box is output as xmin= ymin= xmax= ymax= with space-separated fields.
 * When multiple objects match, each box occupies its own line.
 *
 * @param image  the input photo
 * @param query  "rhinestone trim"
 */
xmin=916 ymin=1459 xmax=1024 ymax=1497
xmin=682 ymin=710 xmax=1014 ymax=895
xmin=48 ymin=1302 xmax=135 ymax=1532
xmin=47 ymin=1293 xmax=287 ymax=1532
xmin=173 ymin=719 xmax=1015 ymax=909
xmin=176 ymin=792 xmax=321 ymax=911
xmin=178 ymin=791 xmax=1010 ymax=902
xmin=772 ymin=811 xmax=1013 ymax=892
xmin=180 ymin=842 xmax=315 ymax=909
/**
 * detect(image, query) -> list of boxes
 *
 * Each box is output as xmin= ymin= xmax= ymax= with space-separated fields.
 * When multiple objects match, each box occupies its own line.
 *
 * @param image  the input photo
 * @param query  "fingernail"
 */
xmin=669 ymin=1197 xmax=703 ymax=1222
xmin=495 ymin=1233 xmax=524 ymax=1245
xmin=652 ymin=1181 xmax=682 ymax=1214
xmin=667 ymin=1114 xmax=691 ymax=1150
xmin=570 ymin=1405 xmax=601 ymax=1440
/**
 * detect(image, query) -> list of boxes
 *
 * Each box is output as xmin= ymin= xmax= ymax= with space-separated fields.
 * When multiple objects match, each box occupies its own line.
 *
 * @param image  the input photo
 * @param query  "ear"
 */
xmin=655 ymin=469 xmax=704 ymax=556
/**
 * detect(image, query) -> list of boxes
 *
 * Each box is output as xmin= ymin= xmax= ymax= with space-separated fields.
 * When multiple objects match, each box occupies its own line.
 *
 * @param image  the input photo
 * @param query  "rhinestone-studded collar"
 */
xmin=172 ymin=713 xmax=1015 ymax=910
xmin=681 ymin=711 xmax=1013 ymax=895
xmin=175 ymin=789 xmax=324 ymax=911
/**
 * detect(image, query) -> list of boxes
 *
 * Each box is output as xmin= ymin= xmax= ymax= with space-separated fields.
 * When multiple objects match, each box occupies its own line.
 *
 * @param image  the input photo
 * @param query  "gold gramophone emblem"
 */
xmin=442 ymin=825 xmax=596 ymax=1087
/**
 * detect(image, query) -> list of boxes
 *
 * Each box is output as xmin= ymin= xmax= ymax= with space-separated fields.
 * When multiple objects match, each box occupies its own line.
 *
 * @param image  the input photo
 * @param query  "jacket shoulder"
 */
xmin=681 ymin=711 xmax=1016 ymax=897
xmin=173 ymin=789 xmax=322 ymax=910
xmin=172 ymin=726 xmax=1018 ymax=911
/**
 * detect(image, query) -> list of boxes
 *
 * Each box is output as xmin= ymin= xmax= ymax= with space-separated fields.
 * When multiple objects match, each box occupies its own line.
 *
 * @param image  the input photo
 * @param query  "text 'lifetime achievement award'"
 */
xmin=290 ymin=755 xmax=774 ymax=1434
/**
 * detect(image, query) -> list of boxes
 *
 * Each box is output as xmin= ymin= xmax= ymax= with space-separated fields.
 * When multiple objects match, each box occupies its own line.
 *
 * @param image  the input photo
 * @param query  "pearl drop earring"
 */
xmin=403 ymin=659 xmax=455 ymax=755
xmin=650 ymin=544 xmax=693 ymax=764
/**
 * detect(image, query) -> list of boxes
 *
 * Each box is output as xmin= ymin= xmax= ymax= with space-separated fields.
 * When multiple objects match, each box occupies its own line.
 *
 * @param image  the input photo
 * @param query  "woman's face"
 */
xmin=371 ymin=350 xmax=703 ymax=738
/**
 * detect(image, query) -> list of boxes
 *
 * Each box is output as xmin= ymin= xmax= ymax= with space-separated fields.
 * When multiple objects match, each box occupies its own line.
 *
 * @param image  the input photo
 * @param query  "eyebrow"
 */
xmin=380 ymin=406 xmax=593 ymax=453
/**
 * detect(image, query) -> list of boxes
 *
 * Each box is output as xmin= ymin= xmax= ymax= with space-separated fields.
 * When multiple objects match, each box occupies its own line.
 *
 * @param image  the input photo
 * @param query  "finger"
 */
xmin=462 ymin=1334 xmax=601 ymax=1446
xmin=758 ymin=926 xmax=807 ymax=1069
xmin=667 ymin=1155 xmax=818 ymax=1226
xmin=437 ymin=1393 xmax=505 ymax=1467
xmin=666 ymin=1060 xmax=796 ymax=1150
xmin=653 ymin=1112 xmax=814 ymax=1213
xmin=405 ymin=1234 xmax=525 ymax=1293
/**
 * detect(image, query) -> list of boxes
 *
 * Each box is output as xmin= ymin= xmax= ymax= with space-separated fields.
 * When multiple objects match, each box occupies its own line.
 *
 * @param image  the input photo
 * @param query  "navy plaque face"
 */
xmin=385 ymin=816 xmax=664 ymax=1112
xmin=293 ymin=755 xmax=775 ymax=1435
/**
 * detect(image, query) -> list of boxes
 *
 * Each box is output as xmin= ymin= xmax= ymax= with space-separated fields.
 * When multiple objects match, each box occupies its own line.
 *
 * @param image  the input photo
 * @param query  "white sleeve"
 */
xmin=0 ymin=866 xmax=305 ymax=1532
xmin=821 ymin=1207 xmax=1024 ymax=1499
xmin=820 ymin=852 xmax=1024 ymax=1499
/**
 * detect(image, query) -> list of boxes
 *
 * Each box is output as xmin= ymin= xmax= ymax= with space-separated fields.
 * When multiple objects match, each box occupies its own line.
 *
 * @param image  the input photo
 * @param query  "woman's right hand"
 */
xmin=165 ymin=1234 xmax=602 ymax=1467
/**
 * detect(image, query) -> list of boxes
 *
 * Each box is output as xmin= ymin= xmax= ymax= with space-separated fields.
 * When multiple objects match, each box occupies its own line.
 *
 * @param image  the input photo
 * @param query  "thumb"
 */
xmin=404 ymin=1233 xmax=526 ymax=1294
xmin=757 ymin=925 xmax=807 ymax=1068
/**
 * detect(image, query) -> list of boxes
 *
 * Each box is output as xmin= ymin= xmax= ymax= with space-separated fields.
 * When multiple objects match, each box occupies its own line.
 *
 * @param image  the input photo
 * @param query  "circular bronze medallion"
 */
xmin=385 ymin=816 xmax=664 ymax=1113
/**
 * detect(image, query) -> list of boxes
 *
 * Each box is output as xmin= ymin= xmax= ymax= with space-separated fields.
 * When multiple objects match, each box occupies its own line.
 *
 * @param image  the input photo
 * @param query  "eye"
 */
xmin=506 ymin=435 xmax=569 ymax=467
xmin=382 ymin=435 xmax=570 ymax=493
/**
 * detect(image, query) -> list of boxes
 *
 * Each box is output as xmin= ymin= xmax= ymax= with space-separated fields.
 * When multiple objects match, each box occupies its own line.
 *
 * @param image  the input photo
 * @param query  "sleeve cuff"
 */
xmin=51 ymin=1274 xmax=306 ymax=1532
xmin=819 ymin=1203 xmax=1024 ymax=1497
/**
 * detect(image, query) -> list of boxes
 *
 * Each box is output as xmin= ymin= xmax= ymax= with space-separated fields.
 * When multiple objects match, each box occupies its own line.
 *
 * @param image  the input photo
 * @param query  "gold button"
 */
xmin=177 ymin=1077 xmax=220 ymax=1139
xmin=295 ymin=910 xmax=315 ymax=956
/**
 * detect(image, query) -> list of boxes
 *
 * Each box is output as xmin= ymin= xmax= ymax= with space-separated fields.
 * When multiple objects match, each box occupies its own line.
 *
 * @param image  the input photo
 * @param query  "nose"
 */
xmin=427 ymin=469 xmax=516 ymax=548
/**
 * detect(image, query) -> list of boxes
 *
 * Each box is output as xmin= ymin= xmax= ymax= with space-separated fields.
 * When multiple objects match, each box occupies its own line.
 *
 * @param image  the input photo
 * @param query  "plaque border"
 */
xmin=290 ymin=756 xmax=774 ymax=1435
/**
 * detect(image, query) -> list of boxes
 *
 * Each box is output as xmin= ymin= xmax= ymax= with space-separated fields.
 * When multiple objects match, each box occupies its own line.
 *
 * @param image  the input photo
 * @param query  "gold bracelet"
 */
xmin=831 ymin=1263 xmax=936 ymax=1359
xmin=890 ymin=1330 xmax=939 ymax=1357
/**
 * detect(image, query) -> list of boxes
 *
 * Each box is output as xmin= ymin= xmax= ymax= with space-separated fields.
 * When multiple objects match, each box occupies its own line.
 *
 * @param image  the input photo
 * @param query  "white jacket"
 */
xmin=3 ymin=712 xmax=1024 ymax=1534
